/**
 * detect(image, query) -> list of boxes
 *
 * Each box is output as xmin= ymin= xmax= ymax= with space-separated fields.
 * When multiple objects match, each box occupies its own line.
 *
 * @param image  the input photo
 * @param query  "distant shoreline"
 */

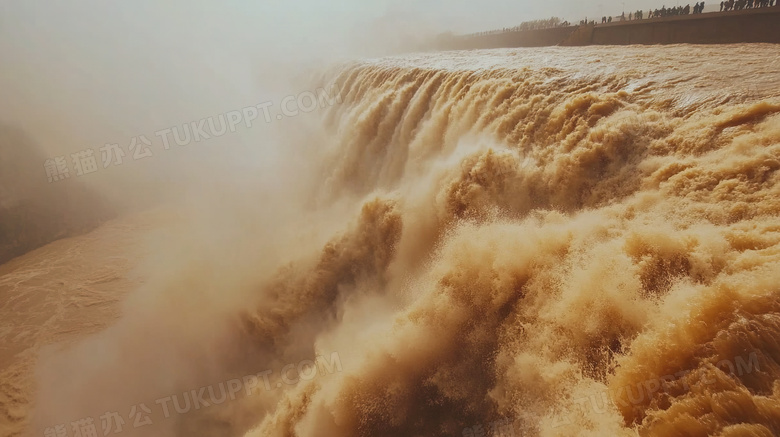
xmin=436 ymin=6 xmax=780 ymax=49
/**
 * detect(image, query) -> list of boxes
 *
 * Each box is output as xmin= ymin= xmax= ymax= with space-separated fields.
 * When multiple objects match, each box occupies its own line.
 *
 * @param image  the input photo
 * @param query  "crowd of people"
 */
xmin=466 ymin=0 xmax=777 ymax=37
xmin=600 ymin=2 xmax=706 ymax=23
xmin=721 ymin=0 xmax=776 ymax=10
xmin=599 ymin=0 xmax=776 ymax=22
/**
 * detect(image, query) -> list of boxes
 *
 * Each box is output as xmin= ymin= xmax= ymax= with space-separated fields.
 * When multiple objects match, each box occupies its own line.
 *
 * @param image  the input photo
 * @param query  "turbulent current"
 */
xmin=3 ymin=45 xmax=780 ymax=437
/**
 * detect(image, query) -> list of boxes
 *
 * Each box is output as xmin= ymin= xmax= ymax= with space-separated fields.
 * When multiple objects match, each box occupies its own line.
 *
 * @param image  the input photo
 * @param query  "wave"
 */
xmin=238 ymin=48 xmax=780 ymax=436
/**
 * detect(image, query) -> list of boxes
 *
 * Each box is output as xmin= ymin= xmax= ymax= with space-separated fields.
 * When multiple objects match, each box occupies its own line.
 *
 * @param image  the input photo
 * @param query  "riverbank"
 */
xmin=437 ymin=6 xmax=780 ymax=49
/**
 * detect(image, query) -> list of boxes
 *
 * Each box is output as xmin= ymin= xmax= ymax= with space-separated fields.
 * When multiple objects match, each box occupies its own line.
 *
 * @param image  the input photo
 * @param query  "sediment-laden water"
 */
xmin=3 ymin=45 xmax=780 ymax=437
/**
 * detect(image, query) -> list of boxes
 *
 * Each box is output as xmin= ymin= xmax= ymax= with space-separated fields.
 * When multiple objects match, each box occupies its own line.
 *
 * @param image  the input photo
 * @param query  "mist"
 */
xmin=0 ymin=1 xmax=402 ymax=208
xmin=2 ymin=2 xmax=779 ymax=437
xmin=1 ymin=2 xmax=437 ymax=436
